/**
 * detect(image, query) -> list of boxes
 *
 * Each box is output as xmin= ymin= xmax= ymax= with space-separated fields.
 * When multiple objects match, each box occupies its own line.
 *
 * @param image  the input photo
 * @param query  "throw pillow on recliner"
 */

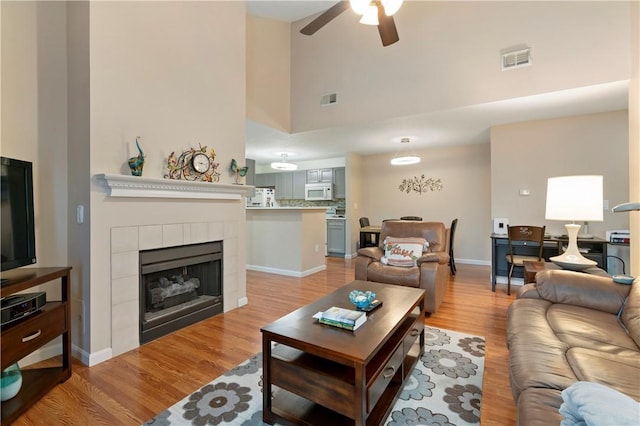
xmin=381 ymin=237 xmax=429 ymax=267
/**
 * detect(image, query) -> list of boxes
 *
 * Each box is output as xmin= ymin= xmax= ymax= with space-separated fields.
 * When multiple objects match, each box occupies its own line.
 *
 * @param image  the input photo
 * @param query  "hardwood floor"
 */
xmin=11 ymin=258 xmax=517 ymax=425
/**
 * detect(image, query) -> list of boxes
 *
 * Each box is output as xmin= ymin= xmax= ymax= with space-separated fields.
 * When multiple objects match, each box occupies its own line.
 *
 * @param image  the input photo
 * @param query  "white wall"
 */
xmin=490 ymin=111 xmax=629 ymax=238
xmin=291 ymin=1 xmax=631 ymax=133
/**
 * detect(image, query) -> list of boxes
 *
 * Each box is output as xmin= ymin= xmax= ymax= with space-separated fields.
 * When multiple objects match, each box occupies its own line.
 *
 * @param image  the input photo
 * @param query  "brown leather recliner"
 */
xmin=355 ymin=220 xmax=450 ymax=313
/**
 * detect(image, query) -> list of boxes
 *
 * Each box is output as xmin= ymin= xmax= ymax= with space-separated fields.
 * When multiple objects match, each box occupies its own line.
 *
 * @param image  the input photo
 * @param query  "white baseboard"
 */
xmin=454 ymin=258 xmax=491 ymax=266
xmin=246 ymin=264 xmax=326 ymax=277
xmin=493 ymin=276 xmax=524 ymax=286
xmin=238 ymin=296 xmax=248 ymax=307
xmin=72 ymin=344 xmax=112 ymax=367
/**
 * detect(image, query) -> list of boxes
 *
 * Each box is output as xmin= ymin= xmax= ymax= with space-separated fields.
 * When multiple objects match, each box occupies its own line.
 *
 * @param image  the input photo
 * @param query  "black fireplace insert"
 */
xmin=139 ymin=241 xmax=223 ymax=344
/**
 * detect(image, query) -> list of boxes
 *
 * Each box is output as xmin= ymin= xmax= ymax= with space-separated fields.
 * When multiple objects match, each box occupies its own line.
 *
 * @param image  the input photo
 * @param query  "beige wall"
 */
xmin=490 ymin=111 xmax=629 ymax=238
xmin=291 ymin=1 xmax=631 ymax=133
xmin=246 ymin=15 xmax=291 ymax=133
xmin=1 ymin=2 xmax=69 ymax=270
xmin=1 ymin=1 xmax=70 ymax=364
xmin=85 ymin=1 xmax=247 ymax=360
xmin=361 ymin=143 xmax=492 ymax=263
xmin=629 ymin=1 xmax=639 ymax=275
xmin=346 ymin=153 xmax=366 ymax=256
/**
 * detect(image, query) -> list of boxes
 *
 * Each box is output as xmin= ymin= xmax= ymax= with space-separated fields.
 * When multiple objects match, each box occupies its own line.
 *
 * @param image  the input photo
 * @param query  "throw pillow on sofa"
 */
xmin=381 ymin=237 xmax=429 ymax=267
xmin=560 ymin=381 xmax=640 ymax=426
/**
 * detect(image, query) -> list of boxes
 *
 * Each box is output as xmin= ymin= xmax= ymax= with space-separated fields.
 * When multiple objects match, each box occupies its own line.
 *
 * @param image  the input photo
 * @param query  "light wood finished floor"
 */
xmin=12 ymin=259 xmax=516 ymax=425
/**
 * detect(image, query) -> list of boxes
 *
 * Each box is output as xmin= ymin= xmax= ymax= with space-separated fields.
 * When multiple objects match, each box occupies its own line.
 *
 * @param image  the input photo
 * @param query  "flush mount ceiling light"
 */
xmin=390 ymin=137 xmax=421 ymax=166
xmin=271 ymin=153 xmax=298 ymax=171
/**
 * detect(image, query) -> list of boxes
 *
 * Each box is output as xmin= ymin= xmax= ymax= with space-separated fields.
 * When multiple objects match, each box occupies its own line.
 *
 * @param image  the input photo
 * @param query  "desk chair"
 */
xmin=400 ymin=216 xmax=422 ymax=221
xmin=505 ymin=225 xmax=546 ymax=295
xmin=359 ymin=217 xmax=377 ymax=247
xmin=449 ymin=218 xmax=458 ymax=275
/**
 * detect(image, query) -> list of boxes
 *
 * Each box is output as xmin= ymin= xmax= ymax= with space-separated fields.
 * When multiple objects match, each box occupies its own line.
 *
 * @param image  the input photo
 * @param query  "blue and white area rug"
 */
xmin=144 ymin=327 xmax=484 ymax=426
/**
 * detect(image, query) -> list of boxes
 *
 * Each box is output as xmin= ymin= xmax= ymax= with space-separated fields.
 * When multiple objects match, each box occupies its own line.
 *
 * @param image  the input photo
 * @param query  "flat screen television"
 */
xmin=1 ymin=156 xmax=37 ymax=272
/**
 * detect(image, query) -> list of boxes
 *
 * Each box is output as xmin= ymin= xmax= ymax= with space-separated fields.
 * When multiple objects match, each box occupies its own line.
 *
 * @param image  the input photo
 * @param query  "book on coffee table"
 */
xmin=313 ymin=306 xmax=367 ymax=331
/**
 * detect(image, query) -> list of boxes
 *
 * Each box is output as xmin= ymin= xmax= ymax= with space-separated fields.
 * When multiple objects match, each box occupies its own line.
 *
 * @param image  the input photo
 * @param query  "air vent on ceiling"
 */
xmin=320 ymin=92 xmax=338 ymax=106
xmin=501 ymin=48 xmax=532 ymax=70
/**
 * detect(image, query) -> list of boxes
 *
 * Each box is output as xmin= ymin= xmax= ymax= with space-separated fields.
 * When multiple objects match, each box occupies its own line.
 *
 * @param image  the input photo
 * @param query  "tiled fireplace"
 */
xmin=99 ymin=174 xmax=249 ymax=359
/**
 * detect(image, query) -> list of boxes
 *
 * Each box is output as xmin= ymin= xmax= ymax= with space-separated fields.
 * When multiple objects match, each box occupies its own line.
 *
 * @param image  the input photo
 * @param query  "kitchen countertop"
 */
xmin=246 ymin=207 xmax=326 ymax=210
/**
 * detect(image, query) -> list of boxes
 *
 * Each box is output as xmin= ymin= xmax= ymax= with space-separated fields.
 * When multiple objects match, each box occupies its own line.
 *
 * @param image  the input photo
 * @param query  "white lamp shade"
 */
xmin=359 ymin=5 xmax=379 ymax=25
xmin=350 ymin=0 xmax=370 ymax=15
xmin=545 ymin=175 xmax=603 ymax=222
xmin=381 ymin=0 xmax=403 ymax=16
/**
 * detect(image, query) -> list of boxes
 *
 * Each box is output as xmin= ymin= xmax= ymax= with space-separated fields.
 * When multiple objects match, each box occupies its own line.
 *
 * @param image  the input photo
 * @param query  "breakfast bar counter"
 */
xmin=246 ymin=207 xmax=327 ymax=277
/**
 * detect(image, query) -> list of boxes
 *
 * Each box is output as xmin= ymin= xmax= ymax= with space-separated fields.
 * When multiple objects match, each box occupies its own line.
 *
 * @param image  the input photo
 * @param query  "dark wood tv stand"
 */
xmin=1 ymin=267 xmax=72 ymax=425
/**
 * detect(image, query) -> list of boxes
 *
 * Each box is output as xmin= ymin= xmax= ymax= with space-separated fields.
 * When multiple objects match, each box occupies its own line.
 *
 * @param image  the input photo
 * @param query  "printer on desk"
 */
xmin=607 ymin=230 xmax=630 ymax=244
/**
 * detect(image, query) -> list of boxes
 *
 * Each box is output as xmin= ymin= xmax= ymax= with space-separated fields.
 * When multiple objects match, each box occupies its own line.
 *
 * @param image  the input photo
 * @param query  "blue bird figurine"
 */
xmin=128 ymin=136 xmax=145 ymax=176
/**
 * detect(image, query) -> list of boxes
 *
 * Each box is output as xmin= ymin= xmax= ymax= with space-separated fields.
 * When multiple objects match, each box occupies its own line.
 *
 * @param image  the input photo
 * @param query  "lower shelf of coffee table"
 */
xmin=270 ymin=380 xmax=407 ymax=426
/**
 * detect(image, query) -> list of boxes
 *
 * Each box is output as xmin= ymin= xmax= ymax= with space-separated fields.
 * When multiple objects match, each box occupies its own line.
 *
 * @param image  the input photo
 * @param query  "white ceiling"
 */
xmin=245 ymin=1 xmax=629 ymax=166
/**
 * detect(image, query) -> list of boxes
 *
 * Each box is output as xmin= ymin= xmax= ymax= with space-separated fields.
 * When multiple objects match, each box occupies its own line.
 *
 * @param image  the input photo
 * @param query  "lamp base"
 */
xmin=550 ymin=255 xmax=597 ymax=271
xmin=550 ymin=223 xmax=598 ymax=271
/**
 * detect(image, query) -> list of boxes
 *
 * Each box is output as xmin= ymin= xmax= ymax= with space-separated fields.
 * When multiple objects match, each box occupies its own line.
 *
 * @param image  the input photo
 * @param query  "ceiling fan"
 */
xmin=300 ymin=0 xmax=402 ymax=47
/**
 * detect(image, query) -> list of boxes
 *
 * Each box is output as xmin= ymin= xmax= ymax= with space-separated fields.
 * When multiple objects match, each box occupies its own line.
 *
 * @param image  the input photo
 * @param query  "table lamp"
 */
xmin=545 ymin=175 xmax=603 ymax=271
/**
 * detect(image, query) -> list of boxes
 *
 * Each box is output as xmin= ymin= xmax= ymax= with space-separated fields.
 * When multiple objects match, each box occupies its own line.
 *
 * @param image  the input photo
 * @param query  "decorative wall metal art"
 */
xmin=229 ymin=159 xmax=249 ymax=184
xmin=399 ymin=174 xmax=443 ymax=194
xmin=128 ymin=136 xmax=145 ymax=176
xmin=164 ymin=145 xmax=220 ymax=182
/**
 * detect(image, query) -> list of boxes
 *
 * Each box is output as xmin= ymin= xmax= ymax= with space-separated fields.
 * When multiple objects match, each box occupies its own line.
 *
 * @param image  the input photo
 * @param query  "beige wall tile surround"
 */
xmin=139 ymin=225 xmax=163 ymax=251
xmin=110 ymin=220 xmax=241 ymax=357
xmin=162 ymin=224 xmax=184 ymax=248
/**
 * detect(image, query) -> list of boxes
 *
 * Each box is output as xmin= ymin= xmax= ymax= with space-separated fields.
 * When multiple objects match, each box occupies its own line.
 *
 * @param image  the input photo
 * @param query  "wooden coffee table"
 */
xmin=261 ymin=280 xmax=425 ymax=426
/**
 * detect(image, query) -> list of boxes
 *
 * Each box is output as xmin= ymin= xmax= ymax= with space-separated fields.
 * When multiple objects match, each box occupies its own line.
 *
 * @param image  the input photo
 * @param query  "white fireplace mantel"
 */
xmin=95 ymin=173 xmax=253 ymax=200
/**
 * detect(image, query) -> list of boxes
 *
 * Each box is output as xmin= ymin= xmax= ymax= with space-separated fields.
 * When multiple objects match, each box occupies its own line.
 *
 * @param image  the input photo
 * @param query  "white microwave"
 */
xmin=305 ymin=183 xmax=333 ymax=201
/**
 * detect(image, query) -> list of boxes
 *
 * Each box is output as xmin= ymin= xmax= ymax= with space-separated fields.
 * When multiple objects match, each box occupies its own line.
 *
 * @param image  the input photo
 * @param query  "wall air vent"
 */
xmin=320 ymin=92 xmax=338 ymax=106
xmin=501 ymin=48 xmax=532 ymax=70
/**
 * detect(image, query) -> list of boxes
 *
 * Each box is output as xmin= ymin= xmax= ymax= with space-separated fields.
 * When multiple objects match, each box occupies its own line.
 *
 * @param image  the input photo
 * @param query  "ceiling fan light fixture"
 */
xmin=350 ymin=0 xmax=370 ymax=15
xmin=359 ymin=5 xmax=379 ymax=25
xmin=391 ymin=155 xmax=421 ymax=166
xmin=271 ymin=153 xmax=298 ymax=171
xmin=381 ymin=0 xmax=403 ymax=16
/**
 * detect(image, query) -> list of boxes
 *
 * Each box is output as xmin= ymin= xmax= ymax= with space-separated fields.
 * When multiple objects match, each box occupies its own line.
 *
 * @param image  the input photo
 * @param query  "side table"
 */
xmin=522 ymin=260 xmax=560 ymax=284
xmin=523 ymin=260 xmax=610 ymax=284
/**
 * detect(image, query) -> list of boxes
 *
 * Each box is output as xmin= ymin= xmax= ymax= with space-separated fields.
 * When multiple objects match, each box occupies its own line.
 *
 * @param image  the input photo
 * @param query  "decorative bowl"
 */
xmin=349 ymin=290 xmax=376 ymax=310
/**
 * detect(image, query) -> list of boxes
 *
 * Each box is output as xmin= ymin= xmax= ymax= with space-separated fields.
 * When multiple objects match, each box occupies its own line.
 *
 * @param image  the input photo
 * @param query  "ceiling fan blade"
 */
xmin=300 ymin=1 xmax=350 ymax=36
xmin=377 ymin=4 xmax=399 ymax=46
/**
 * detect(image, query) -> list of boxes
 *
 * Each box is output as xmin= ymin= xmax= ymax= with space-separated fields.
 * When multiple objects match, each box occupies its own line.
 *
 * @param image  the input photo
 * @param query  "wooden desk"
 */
xmin=491 ymin=234 xmax=608 ymax=290
xmin=359 ymin=225 xmax=381 ymax=248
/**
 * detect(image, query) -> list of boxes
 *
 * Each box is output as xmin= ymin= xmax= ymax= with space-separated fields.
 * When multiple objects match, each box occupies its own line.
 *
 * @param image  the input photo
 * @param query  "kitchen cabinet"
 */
xmin=275 ymin=173 xmax=293 ymax=199
xmin=327 ymin=219 xmax=346 ymax=256
xmin=292 ymin=170 xmax=307 ymax=199
xmin=307 ymin=168 xmax=333 ymax=183
xmin=333 ymin=167 xmax=346 ymax=198
xmin=255 ymin=172 xmax=276 ymax=188
xmin=245 ymin=159 xmax=256 ymax=186
xmin=245 ymin=159 xmax=256 ymax=197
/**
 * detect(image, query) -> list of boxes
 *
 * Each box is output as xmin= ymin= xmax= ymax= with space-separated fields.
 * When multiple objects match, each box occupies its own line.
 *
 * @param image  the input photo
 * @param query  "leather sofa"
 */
xmin=507 ymin=269 xmax=640 ymax=425
xmin=355 ymin=220 xmax=449 ymax=313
